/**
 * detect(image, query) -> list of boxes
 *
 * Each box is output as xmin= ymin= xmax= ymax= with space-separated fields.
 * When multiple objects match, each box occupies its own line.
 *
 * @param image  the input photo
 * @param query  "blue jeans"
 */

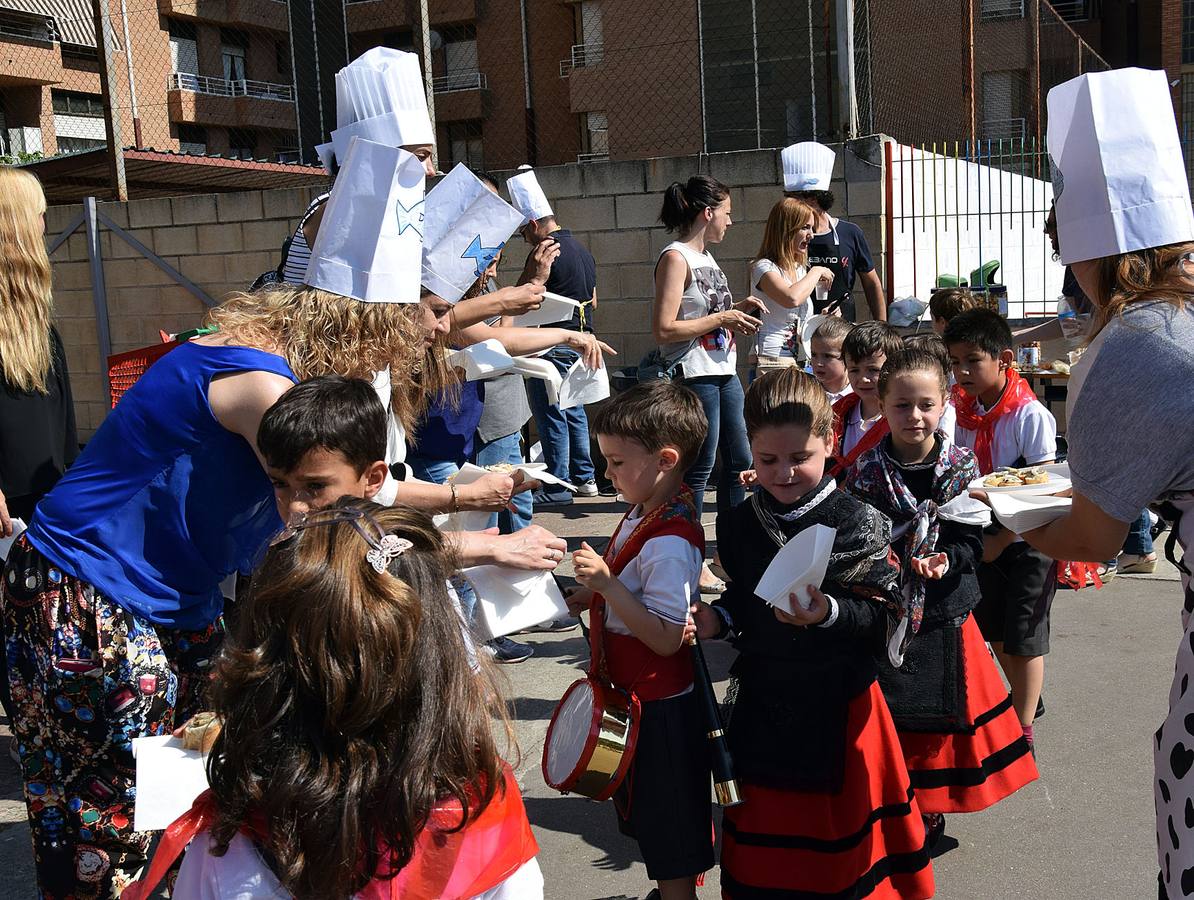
xmin=683 ymin=374 xmax=752 ymax=517
xmin=1123 ymin=509 xmax=1155 ymax=556
xmin=471 ymin=430 xmax=533 ymax=534
xmin=526 ymin=346 xmax=595 ymax=485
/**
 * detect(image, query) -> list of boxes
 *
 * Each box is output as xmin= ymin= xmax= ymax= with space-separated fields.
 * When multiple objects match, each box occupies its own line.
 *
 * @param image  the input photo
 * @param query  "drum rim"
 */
xmin=541 ymin=674 xmax=640 ymax=800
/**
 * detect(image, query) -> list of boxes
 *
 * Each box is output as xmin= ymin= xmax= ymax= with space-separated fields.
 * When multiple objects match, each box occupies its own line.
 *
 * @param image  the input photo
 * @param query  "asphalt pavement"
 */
xmin=0 ymin=494 xmax=1183 ymax=899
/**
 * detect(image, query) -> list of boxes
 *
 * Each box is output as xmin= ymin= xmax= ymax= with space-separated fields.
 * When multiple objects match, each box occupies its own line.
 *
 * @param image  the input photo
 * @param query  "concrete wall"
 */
xmin=45 ymin=140 xmax=887 ymax=437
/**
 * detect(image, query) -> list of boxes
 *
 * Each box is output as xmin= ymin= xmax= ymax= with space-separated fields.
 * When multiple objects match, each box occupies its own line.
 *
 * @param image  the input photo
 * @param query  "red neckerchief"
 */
xmin=827 ymin=392 xmax=890 ymax=481
xmin=950 ymin=369 xmax=1037 ymax=474
xmin=122 ymin=765 xmax=537 ymax=900
xmin=589 ymin=487 xmax=705 ymax=701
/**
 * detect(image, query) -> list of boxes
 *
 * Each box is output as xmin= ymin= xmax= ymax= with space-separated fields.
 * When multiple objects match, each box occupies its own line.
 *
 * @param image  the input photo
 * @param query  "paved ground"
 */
xmin=0 ymin=494 xmax=1183 ymax=898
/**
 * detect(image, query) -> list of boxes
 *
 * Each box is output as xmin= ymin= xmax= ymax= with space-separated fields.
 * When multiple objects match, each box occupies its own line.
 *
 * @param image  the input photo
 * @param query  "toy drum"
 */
xmin=542 ymin=676 xmax=640 ymax=801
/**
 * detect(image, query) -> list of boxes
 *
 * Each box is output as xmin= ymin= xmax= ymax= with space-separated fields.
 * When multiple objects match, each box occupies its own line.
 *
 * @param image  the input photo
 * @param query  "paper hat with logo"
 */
xmin=422 ymin=163 xmax=527 ymax=303
xmin=507 ymin=165 xmax=554 ymax=220
xmin=315 ymin=48 xmax=435 ymax=172
xmin=305 ymin=137 xmax=427 ymax=303
xmin=781 ymin=142 xmax=836 ymax=192
xmin=1047 ymin=67 xmax=1194 ymax=265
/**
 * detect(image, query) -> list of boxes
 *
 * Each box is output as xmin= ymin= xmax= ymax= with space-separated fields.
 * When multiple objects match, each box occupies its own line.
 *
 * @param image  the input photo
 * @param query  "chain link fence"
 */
xmin=0 ymin=0 xmax=1119 ymax=203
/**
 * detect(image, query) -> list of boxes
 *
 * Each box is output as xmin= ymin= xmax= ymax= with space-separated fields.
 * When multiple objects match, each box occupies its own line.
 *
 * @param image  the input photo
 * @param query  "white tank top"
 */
xmin=656 ymin=241 xmax=736 ymax=377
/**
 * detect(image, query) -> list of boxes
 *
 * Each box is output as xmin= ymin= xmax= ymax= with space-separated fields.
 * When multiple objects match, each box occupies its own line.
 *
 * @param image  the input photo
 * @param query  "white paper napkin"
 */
xmin=754 ymin=524 xmax=837 ymax=614
xmin=447 ymin=339 xmax=516 ymax=381
xmin=557 ymin=358 xmax=610 ymax=410
xmin=987 ymin=492 xmax=1072 ymax=534
xmin=463 ymin=565 xmax=569 ymax=639
xmin=511 ymin=291 xmax=583 ymax=328
xmin=511 ymin=357 xmax=562 ymax=405
xmin=132 ymin=735 xmax=209 ymax=832
xmin=0 ymin=517 xmax=27 ymax=560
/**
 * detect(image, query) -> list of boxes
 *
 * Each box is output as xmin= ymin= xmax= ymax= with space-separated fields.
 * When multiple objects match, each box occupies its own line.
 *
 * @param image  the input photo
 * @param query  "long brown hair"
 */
xmin=1085 ymin=241 xmax=1194 ymax=338
xmin=753 ymin=197 xmax=816 ymax=278
xmin=207 ymin=499 xmax=509 ymax=897
xmin=0 ymin=168 xmax=53 ymax=393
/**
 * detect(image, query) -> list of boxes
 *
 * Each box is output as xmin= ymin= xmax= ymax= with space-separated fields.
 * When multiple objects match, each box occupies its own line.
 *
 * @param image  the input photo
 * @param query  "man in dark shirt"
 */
xmin=508 ymin=167 xmax=600 ymax=505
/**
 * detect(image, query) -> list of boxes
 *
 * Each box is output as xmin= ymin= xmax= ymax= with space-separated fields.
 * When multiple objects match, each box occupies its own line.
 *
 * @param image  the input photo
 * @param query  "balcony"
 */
xmin=432 ymin=71 xmax=486 ymax=94
xmin=167 ymin=73 xmax=296 ymax=130
xmin=432 ymin=70 xmax=488 ymax=122
xmin=156 ymin=0 xmax=288 ymax=33
xmin=979 ymin=0 xmax=1023 ymax=20
xmin=981 ymin=116 xmax=1027 ymax=141
xmin=559 ymin=43 xmax=604 ymax=78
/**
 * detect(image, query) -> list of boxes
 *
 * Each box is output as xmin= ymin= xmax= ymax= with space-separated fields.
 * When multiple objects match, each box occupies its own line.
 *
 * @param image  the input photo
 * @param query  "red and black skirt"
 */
xmin=721 ymin=682 xmax=935 ymax=899
xmin=897 ymin=616 xmax=1038 ymax=814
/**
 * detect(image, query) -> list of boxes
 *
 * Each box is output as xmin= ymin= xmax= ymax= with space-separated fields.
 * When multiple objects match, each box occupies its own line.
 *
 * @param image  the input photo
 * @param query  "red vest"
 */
xmin=590 ymin=488 xmax=706 ymax=702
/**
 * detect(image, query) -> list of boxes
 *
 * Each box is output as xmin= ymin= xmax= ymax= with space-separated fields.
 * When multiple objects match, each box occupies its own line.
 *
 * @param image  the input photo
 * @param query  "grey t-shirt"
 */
xmin=1066 ymin=301 xmax=1194 ymax=541
xmin=475 ymin=314 xmax=532 ymax=444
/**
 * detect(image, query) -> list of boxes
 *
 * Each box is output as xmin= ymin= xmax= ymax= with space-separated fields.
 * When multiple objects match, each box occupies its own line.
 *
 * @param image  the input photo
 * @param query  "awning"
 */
xmin=0 ymin=0 xmax=95 ymax=47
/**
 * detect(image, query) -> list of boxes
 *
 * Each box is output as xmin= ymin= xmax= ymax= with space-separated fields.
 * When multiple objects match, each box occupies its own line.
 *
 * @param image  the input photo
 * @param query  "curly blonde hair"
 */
xmin=0 ymin=169 xmax=53 ymax=393
xmin=205 ymin=285 xmax=427 ymax=427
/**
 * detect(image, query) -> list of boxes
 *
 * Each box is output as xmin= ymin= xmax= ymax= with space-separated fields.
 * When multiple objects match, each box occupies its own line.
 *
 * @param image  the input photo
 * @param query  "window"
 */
xmin=221 ymin=29 xmax=249 ymax=83
xmin=980 ymin=0 xmax=1024 ymax=21
xmin=1185 ymin=0 xmax=1194 ymax=65
xmin=177 ymin=124 xmax=206 ymax=154
xmin=51 ymin=90 xmax=104 ymax=117
xmin=1184 ymin=75 xmax=1194 ymax=186
xmin=169 ymin=20 xmax=198 ymax=75
xmin=0 ymin=10 xmax=54 ymax=42
xmin=228 ymin=128 xmax=256 ymax=160
xmin=276 ymin=41 xmax=290 ymax=81
xmin=981 ymin=70 xmax=1027 ymax=140
xmin=583 ymin=111 xmax=609 ymax=159
xmin=56 ymin=136 xmax=105 ymax=153
xmin=445 ymin=121 xmax=483 ymax=170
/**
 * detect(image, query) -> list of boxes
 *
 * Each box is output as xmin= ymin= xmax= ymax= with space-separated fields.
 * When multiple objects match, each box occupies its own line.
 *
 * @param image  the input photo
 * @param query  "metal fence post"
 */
xmin=84 ymin=197 xmax=113 ymax=401
xmin=90 ymin=0 xmax=127 ymax=201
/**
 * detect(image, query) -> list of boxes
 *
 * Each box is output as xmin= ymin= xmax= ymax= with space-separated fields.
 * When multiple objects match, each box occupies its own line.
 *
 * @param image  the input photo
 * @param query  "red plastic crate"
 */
xmin=106 ymin=341 xmax=180 ymax=408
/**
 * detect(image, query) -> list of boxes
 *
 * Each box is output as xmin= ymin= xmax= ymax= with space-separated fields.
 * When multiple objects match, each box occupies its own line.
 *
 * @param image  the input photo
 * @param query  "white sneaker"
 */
xmin=576 ymin=481 xmax=599 ymax=497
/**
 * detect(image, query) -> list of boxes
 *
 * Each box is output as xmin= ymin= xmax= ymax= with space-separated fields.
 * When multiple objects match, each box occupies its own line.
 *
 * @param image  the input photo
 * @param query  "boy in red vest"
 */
xmin=569 ymin=379 xmax=712 ymax=900
xmin=827 ymin=320 xmax=904 ymax=479
xmin=945 ymin=309 xmax=1058 ymax=754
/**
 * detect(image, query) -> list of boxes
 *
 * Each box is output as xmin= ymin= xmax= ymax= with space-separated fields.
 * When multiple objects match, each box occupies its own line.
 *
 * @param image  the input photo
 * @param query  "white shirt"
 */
xmin=953 ymin=398 xmax=1056 ymax=470
xmin=175 ymin=831 xmax=544 ymax=900
xmin=603 ymin=507 xmax=702 ymax=637
xmin=825 ymin=383 xmax=854 ymax=405
xmin=370 ymin=368 xmax=407 ymax=507
xmin=751 ymin=258 xmax=810 ymax=358
xmin=658 ymin=242 xmax=737 ymax=377
xmin=841 ymin=399 xmax=956 ymax=457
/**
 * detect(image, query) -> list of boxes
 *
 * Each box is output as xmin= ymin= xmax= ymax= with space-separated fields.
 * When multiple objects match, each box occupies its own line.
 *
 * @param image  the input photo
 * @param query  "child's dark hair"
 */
xmin=208 ymin=498 xmax=508 ymax=898
xmin=811 ymin=316 xmax=853 ymax=346
xmin=591 ymin=380 xmax=707 ymax=468
xmin=473 ymin=169 xmax=502 ymax=192
xmin=943 ymin=308 xmax=1014 ymax=359
xmin=258 ymin=375 xmax=386 ymax=475
xmin=902 ymin=332 xmax=950 ymax=380
xmin=842 ymin=320 xmax=904 ymax=364
xmin=929 ymin=288 xmax=975 ymax=323
xmin=879 ymin=349 xmax=949 ymax=398
xmin=660 ymin=175 xmax=730 ymax=232
xmin=787 ymin=189 xmax=835 ymax=212
xmin=743 ymin=368 xmax=834 ymax=441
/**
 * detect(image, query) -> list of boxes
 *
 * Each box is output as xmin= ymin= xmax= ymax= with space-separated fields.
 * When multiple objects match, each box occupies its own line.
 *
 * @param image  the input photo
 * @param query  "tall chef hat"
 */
xmin=305 ymin=137 xmax=427 ymax=303
xmin=506 ymin=165 xmax=554 ymax=220
xmin=422 ymin=164 xmax=527 ymax=303
xmin=781 ymin=142 xmax=836 ymax=192
xmin=315 ymin=48 xmax=436 ymax=172
xmin=1047 ymin=67 xmax=1194 ymax=265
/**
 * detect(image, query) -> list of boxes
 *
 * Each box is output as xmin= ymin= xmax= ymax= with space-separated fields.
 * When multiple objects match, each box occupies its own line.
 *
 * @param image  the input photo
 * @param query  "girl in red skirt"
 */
xmin=693 ymin=368 xmax=934 ymax=900
xmin=845 ymin=349 xmax=1038 ymax=844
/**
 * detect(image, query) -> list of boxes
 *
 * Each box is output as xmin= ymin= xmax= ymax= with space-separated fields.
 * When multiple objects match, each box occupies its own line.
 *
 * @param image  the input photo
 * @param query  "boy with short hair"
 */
xmin=929 ymin=288 xmax=976 ymax=335
xmin=944 ymin=309 xmax=1058 ymax=753
xmin=567 ymin=379 xmax=713 ymax=899
xmin=827 ymin=320 xmax=904 ymax=478
xmin=808 ymin=317 xmax=854 ymax=403
xmin=258 ymin=375 xmax=391 ymax=524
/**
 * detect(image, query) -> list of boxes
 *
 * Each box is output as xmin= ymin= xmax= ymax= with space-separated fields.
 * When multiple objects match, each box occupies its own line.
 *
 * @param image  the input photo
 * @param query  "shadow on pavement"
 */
xmin=507 ymin=696 xmax=562 ymax=721
xmin=523 ymin=795 xmax=640 ymax=872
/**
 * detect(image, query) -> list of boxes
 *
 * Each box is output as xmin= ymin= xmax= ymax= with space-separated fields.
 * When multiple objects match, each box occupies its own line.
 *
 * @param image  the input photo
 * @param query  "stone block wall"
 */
xmin=46 ymin=139 xmax=887 ymax=437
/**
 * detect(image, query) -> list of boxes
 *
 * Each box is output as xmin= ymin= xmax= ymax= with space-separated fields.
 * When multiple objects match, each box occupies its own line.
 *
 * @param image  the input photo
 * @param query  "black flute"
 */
xmin=688 ymin=634 xmax=742 ymax=807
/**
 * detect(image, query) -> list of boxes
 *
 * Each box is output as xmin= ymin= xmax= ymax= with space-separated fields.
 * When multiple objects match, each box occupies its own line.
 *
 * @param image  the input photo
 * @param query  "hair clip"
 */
xmin=366 ymin=533 xmax=413 ymax=574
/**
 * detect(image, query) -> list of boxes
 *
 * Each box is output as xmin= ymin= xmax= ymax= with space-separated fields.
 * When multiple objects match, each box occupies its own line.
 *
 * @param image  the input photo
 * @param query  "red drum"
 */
xmin=542 ymin=675 xmax=640 ymax=801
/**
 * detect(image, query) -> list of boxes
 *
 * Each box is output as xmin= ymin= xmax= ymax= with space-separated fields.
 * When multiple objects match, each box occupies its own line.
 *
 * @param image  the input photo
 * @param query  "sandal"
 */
xmin=1096 ymin=561 xmax=1117 ymax=584
xmin=699 ymin=563 xmax=727 ymax=595
xmin=1117 ymin=552 xmax=1158 ymax=575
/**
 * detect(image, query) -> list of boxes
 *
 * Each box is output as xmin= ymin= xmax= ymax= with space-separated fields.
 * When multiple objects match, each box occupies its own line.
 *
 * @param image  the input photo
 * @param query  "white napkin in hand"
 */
xmin=987 ymin=492 xmax=1071 ymax=535
xmin=0 ymin=517 xmax=27 ymax=560
xmin=511 ymin=357 xmax=562 ymax=405
xmin=557 ymin=358 xmax=610 ymax=410
xmin=511 ymin=291 xmax=582 ymax=328
xmin=448 ymin=339 xmax=516 ymax=381
xmin=132 ymin=735 xmax=209 ymax=832
xmin=463 ymin=565 xmax=569 ymax=639
xmin=754 ymin=524 xmax=837 ymax=614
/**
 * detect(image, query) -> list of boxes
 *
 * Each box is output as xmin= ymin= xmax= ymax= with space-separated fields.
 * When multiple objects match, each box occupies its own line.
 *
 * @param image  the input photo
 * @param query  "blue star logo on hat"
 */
xmin=396 ymin=198 xmax=425 ymax=237
xmin=460 ymin=235 xmax=505 ymax=278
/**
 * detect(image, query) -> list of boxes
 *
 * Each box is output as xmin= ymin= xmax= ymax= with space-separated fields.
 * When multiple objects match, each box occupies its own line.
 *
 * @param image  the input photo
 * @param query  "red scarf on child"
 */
xmin=950 ymin=368 xmax=1038 ymax=474
xmin=590 ymin=487 xmax=705 ymax=702
xmin=827 ymin=393 xmax=890 ymax=481
xmin=122 ymin=764 xmax=538 ymax=900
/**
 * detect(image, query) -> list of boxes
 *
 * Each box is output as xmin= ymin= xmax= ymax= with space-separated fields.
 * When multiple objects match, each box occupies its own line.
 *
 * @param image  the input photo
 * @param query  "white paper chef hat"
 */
xmin=305 ymin=137 xmax=427 ymax=303
xmin=316 ymin=48 xmax=436 ymax=171
xmin=422 ymin=164 xmax=527 ymax=303
xmin=1047 ymin=67 xmax=1194 ymax=265
xmin=781 ymin=142 xmax=836 ymax=192
xmin=507 ymin=165 xmax=554 ymax=220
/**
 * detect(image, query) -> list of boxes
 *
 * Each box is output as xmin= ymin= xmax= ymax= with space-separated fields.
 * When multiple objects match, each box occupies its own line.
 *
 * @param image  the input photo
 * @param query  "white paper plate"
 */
xmin=969 ymin=463 xmax=1071 ymax=496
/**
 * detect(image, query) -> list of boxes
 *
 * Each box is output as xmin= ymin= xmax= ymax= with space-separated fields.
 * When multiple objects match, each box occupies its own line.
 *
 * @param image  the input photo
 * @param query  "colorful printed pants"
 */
xmin=1 ymin=536 xmax=222 ymax=898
